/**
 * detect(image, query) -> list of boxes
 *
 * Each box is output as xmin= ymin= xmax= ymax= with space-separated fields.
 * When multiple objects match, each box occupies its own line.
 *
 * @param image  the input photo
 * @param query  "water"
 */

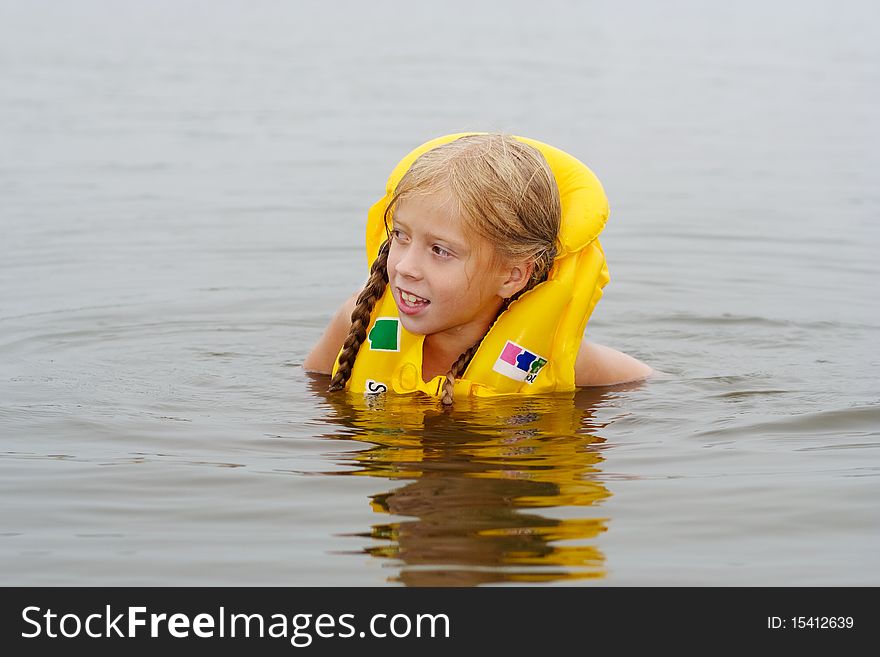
xmin=1 ymin=0 xmax=878 ymax=586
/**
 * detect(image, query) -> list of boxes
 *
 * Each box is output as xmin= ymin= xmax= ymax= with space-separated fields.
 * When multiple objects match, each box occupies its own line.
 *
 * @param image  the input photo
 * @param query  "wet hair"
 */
xmin=329 ymin=133 xmax=561 ymax=405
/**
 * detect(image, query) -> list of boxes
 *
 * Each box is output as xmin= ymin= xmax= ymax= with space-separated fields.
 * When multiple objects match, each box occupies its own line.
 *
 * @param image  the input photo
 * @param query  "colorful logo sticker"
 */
xmin=368 ymin=317 xmax=400 ymax=352
xmin=492 ymin=341 xmax=548 ymax=384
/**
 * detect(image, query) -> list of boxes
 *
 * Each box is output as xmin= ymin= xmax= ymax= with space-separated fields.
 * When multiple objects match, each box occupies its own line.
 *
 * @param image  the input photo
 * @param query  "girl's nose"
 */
xmin=395 ymin=248 xmax=423 ymax=280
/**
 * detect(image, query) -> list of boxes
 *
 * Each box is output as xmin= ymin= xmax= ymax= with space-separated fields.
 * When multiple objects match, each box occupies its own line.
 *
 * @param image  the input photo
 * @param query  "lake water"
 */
xmin=1 ymin=0 xmax=877 ymax=586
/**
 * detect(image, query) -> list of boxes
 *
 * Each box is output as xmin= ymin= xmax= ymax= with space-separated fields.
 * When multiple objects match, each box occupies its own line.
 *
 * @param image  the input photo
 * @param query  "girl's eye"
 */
xmin=432 ymin=245 xmax=451 ymax=258
xmin=391 ymin=229 xmax=408 ymax=242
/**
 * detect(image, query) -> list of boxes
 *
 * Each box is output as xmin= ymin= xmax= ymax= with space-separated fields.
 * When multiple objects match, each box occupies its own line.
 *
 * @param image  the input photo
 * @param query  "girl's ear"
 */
xmin=497 ymin=261 xmax=534 ymax=299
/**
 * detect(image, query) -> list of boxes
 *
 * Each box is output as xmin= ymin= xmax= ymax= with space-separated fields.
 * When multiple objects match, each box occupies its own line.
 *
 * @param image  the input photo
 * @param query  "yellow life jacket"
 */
xmin=332 ymin=132 xmax=610 ymax=398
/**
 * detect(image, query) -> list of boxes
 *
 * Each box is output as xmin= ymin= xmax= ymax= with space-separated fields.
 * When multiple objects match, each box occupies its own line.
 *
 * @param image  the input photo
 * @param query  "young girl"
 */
xmin=304 ymin=133 xmax=651 ymax=405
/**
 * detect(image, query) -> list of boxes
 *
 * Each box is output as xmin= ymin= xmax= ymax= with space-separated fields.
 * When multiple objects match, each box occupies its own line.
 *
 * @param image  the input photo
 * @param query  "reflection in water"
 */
xmin=309 ymin=378 xmax=630 ymax=586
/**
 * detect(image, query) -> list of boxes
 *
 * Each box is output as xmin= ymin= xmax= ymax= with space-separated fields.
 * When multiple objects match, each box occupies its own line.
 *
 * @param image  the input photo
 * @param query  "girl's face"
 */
xmin=387 ymin=189 xmax=514 ymax=343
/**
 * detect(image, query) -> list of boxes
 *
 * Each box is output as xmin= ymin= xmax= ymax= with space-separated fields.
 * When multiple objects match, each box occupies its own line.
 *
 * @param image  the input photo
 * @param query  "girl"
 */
xmin=305 ymin=133 xmax=651 ymax=405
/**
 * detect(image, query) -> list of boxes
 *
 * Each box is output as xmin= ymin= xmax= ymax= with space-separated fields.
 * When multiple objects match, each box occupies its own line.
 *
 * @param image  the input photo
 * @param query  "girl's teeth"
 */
xmin=402 ymin=291 xmax=426 ymax=304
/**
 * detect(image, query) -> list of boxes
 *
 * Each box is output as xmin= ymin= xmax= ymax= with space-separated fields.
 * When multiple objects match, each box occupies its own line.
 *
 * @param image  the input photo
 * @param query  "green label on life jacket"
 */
xmin=368 ymin=318 xmax=400 ymax=352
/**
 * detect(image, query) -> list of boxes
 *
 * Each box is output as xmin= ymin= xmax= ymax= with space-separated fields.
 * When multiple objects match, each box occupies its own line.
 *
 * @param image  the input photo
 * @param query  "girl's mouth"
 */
xmin=396 ymin=287 xmax=430 ymax=315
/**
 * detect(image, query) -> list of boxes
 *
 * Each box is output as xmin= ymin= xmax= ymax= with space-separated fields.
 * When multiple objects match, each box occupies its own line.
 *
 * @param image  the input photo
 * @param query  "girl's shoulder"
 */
xmin=574 ymin=341 xmax=653 ymax=387
xmin=303 ymin=292 xmax=359 ymax=374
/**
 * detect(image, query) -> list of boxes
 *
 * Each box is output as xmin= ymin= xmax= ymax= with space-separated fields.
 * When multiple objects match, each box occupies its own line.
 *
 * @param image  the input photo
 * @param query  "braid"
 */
xmin=328 ymin=239 xmax=391 ymax=392
xmin=439 ymin=341 xmax=481 ymax=406
xmin=440 ymin=256 xmax=556 ymax=406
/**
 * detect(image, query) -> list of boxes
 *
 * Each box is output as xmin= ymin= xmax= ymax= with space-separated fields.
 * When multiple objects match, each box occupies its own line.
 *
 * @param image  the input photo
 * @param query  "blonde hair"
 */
xmin=329 ymin=133 xmax=561 ymax=405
